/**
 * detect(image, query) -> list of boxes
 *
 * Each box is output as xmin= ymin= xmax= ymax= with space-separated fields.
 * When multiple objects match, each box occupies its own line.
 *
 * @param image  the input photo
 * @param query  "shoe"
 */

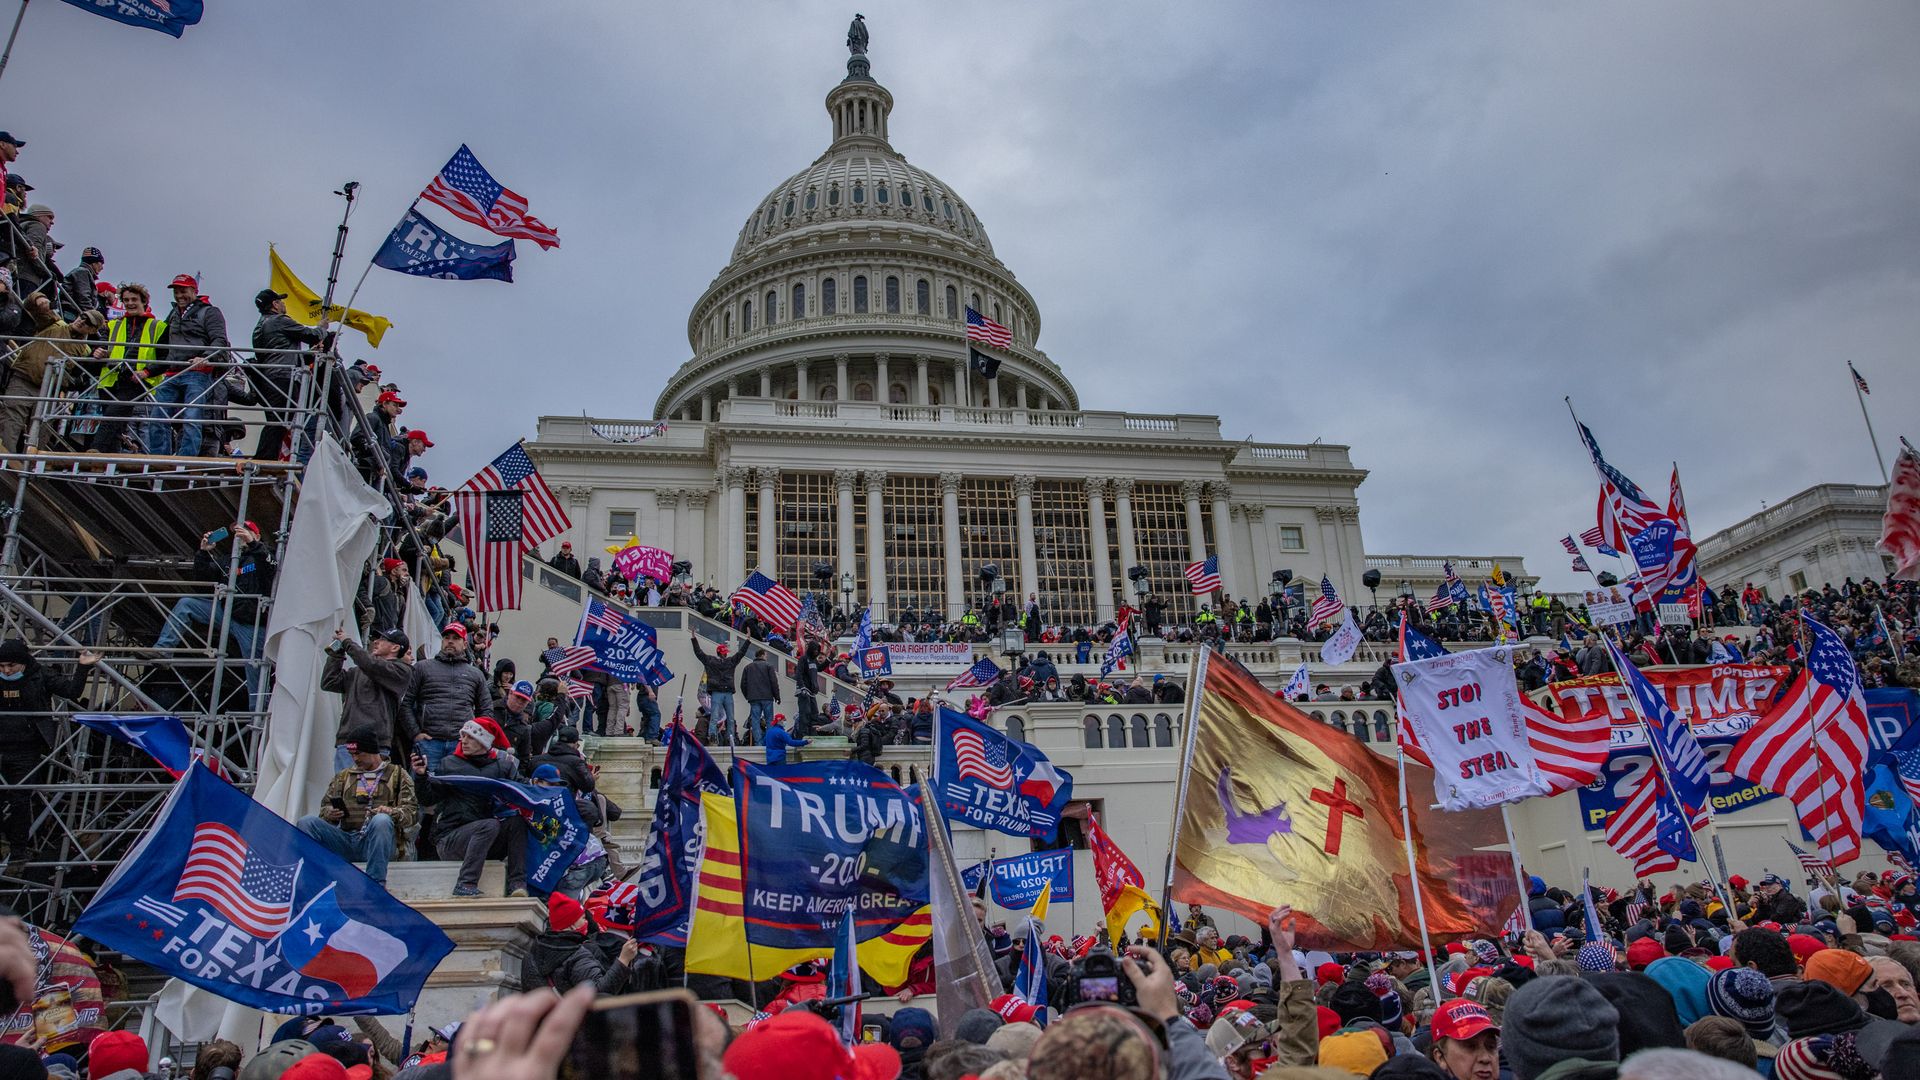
xmin=451 ymin=885 xmax=482 ymax=897
xmin=506 ymin=887 xmax=527 ymax=898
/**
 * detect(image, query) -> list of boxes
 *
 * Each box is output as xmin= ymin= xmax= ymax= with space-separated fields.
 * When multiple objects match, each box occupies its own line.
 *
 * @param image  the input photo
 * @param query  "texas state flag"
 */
xmin=278 ymin=884 xmax=408 ymax=999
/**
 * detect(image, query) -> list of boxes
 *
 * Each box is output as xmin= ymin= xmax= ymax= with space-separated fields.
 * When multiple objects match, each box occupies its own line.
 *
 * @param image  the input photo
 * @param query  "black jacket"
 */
xmin=322 ymin=641 xmax=413 ymax=748
xmin=532 ymin=742 xmax=595 ymax=793
xmin=195 ymin=541 xmax=276 ymax=623
xmin=416 ymin=749 xmax=515 ymax=830
xmin=522 ymin=929 xmax=658 ymax=995
xmin=159 ymin=297 xmax=229 ymax=365
xmin=691 ymin=639 xmax=746 ymax=694
xmin=852 ymin=719 xmax=890 ymax=764
xmin=0 ymin=659 xmax=89 ymax=751
xmin=250 ymin=313 xmax=324 ymax=407
xmin=404 ymin=652 xmax=494 ymax=741
xmin=61 ymin=263 xmax=98 ymax=320
xmin=739 ymin=657 xmax=780 ymax=702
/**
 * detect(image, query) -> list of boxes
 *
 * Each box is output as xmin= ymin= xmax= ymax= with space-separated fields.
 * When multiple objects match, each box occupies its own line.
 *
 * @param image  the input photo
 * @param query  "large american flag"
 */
xmin=1308 ymin=576 xmax=1344 ymax=629
xmin=946 ymin=656 xmax=1002 ymax=691
xmin=1184 ymin=555 xmax=1221 ymax=595
xmin=1523 ymin=695 xmax=1610 ymax=796
xmin=952 ymin=727 xmax=1015 ymax=787
xmin=1605 ymin=771 xmax=1704 ymax=876
xmin=544 ymin=645 xmax=598 ymax=675
xmin=964 ymin=307 xmax=1012 ymax=349
xmin=173 ymin=823 xmax=299 ymax=938
xmin=1424 ymin=584 xmax=1454 ymax=613
xmin=462 ymin=442 xmax=569 ymax=547
xmin=1725 ymin=614 xmax=1873 ymax=865
xmin=1603 ymin=635 xmax=1714 ymax=814
xmin=421 ymin=145 xmax=561 ymax=249
xmin=451 ymin=488 xmax=528 ymax=611
xmin=1576 ymin=422 xmax=1666 ymax=552
xmin=730 ymin=570 xmax=803 ymax=630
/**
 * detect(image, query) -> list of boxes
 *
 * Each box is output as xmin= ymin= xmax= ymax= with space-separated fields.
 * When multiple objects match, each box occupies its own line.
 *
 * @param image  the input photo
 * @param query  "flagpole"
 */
xmin=1395 ymin=742 xmax=1445 ymax=999
xmin=315 ymin=181 xmax=361 ymax=338
xmin=1793 ymin=613 xmax=1841 ymax=869
xmin=1499 ymin=804 xmax=1534 ymax=934
xmin=0 ymin=0 xmax=28 ymax=88
xmin=1849 ymin=364 xmax=1888 ymax=484
xmin=1157 ymin=647 xmax=1209 ymax=949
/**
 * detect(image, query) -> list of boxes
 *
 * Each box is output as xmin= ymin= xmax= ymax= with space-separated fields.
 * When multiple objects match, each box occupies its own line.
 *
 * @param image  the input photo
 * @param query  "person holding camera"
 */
xmin=323 ymin=626 xmax=413 ymax=772
xmin=296 ymin=736 xmax=417 ymax=886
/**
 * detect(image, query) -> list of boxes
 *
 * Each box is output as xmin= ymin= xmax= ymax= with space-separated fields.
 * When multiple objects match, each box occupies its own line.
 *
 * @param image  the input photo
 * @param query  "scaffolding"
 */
xmin=0 ymin=335 xmax=415 ymax=926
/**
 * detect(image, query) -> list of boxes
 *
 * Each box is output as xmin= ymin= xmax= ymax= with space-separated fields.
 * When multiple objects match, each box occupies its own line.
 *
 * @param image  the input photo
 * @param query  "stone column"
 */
xmin=1086 ymin=477 xmax=1115 ymax=622
xmin=988 ymin=376 xmax=1000 ymax=409
xmin=875 ymin=353 xmax=890 ymax=403
xmin=914 ymin=354 xmax=929 ymax=405
xmin=834 ymin=469 xmax=858 ymax=602
xmin=1183 ymin=479 xmax=1209 ymax=564
xmin=941 ymin=471 xmax=965 ymax=620
xmin=654 ymin=488 xmax=680 ymax=552
xmin=1014 ymin=474 xmax=1038 ymax=607
xmin=1313 ymin=506 xmax=1343 ymax=595
xmin=553 ymin=484 xmax=593 ymax=552
xmin=754 ymin=468 xmax=778 ymax=574
xmin=834 ymin=352 xmax=850 ymax=401
xmin=863 ymin=471 xmax=888 ymax=622
xmin=723 ymin=467 xmax=749 ymax=588
xmin=1210 ymin=481 xmax=1236 ymax=597
xmin=1015 ymin=380 xmax=1029 ymax=410
xmin=684 ymin=488 xmax=710 ymax=583
xmin=953 ymin=358 xmax=968 ymax=407
xmin=1112 ymin=478 xmax=1138 ymax=585
xmin=796 ymin=360 xmax=811 ymax=401
xmin=759 ymin=366 xmax=772 ymax=397
xmin=1239 ymin=504 xmax=1268 ymax=590
xmin=700 ymin=392 xmax=711 ymax=422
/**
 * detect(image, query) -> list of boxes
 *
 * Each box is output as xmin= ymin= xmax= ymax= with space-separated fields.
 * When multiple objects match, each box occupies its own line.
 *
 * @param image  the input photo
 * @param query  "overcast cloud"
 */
xmin=10 ymin=1 xmax=1917 ymax=590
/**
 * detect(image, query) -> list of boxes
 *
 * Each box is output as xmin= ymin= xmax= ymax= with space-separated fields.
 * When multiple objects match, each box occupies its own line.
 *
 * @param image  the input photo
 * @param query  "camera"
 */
xmin=1064 ymin=946 xmax=1136 ymax=1008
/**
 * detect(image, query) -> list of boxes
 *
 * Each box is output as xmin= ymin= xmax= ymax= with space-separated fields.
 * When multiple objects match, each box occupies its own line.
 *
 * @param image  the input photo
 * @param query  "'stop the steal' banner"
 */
xmin=961 ymin=848 xmax=1076 ymax=910
xmin=933 ymin=708 xmax=1074 ymax=839
xmin=1393 ymin=645 xmax=1550 ymax=811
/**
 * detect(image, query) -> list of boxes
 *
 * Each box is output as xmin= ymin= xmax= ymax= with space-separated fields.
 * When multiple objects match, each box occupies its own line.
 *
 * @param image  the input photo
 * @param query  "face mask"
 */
xmin=0 ymin=670 xmax=22 ymax=681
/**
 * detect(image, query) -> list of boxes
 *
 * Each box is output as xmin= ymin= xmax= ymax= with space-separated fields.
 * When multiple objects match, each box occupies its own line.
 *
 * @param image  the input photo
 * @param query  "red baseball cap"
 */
xmin=723 ymin=1010 xmax=851 ymax=1080
xmin=168 ymin=273 xmax=198 ymax=290
xmin=377 ymin=390 xmax=407 ymax=406
xmin=442 ymin=622 xmax=467 ymax=638
xmin=407 ymin=430 xmax=434 ymax=447
xmin=1315 ymin=961 xmax=1346 ymax=985
xmin=990 ymin=993 xmax=1041 ymax=1023
xmin=1431 ymin=1000 xmax=1499 ymax=1041
xmin=1625 ymin=938 xmax=1665 ymax=970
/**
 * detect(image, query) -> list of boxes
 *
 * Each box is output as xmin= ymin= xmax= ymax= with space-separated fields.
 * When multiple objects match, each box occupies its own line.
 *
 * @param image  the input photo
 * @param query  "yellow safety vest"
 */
xmin=100 ymin=315 xmax=166 ymax=389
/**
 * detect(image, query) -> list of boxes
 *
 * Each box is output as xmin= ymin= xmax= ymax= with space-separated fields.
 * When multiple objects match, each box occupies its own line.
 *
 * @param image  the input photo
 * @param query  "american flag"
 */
xmin=462 ymin=442 xmax=569 ymax=547
xmin=1725 ymin=614 xmax=1873 ymax=864
xmin=946 ymin=656 xmax=1002 ymax=691
xmin=1786 ymin=840 xmax=1837 ymax=880
xmin=451 ymin=488 xmax=528 ymax=611
xmin=964 ymin=306 xmax=1012 ymax=349
xmin=545 ymin=645 xmax=598 ymax=675
xmin=582 ymin=598 xmax=629 ymax=636
xmin=1102 ymin=611 xmax=1134 ymax=677
xmin=1605 ymin=771 xmax=1704 ymax=876
xmin=1424 ymin=584 xmax=1454 ymax=613
xmin=1559 ymin=535 xmax=1581 ymax=555
xmin=1850 ymin=361 xmax=1870 ymax=395
xmin=1308 ymin=576 xmax=1344 ymax=629
xmin=421 ymin=145 xmax=561 ymax=249
xmin=730 ymin=570 xmax=803 ymax=630
xmin=173 ymin=823 xmax=299 ymax=938
xmin=561 ymin=678 xmax=595 ymax=701
xmin=1579 ymin=525 xmax=1607 ymax=548
xmin=1443 ymin=561 xmax=1469 ymax=605
xmin=1624 ymin=897 xmax=1647 ymax=926
xmin=797 ymin=593 xmax=828 ymax=638
xmin=952 ymin=727 xmax=1015 ymax=787
xmin=1523 ymin=695 xmax=1609 ymax=796
xmin=1603 ymin=635 xmax=1714 ymax=814
xmin=1576 ymin=421 xmax=1666 ymax=552
xmin=1184 ymin=555 xmax=1221 ymax=595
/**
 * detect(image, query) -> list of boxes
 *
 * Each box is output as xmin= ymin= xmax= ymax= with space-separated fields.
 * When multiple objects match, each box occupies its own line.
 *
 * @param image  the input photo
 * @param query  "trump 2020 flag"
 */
xmin=73 ymin=713 xmax=198 ymax=777
xmin=630 ymin=725 xmax=731 ymax=944
xmin=576 ymin=597 xmax=673 ymax=687
xmin=372 ymin=208 xmax=515 ymax=282
xmin=829 ymin=907 xmax=863 ymax=1045
xmin=57 ymin=0 xmax=202 ymax=37
xmin=933 ymin=708 xmax=1073 ymax=838
xmin=74 ymin=764 xmax=452 ymax=1014
xmin=431 ymin=775 xmax=589 ymax=891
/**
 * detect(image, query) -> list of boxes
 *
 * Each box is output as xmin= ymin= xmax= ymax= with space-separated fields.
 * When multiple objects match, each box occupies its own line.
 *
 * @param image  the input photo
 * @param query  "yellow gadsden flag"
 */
xmin=1171 ymin=652 xmax=1517 ymax=950
xmin=684 ymin=791 xmax=930 ymax=987
xmin=267 ymin=246 xmax=393 ymax=347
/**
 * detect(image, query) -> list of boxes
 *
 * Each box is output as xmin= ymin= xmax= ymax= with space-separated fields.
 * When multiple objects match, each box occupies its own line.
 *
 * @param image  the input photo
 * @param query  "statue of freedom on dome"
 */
xmin=847 ymin=13 xmax=869 ymax=56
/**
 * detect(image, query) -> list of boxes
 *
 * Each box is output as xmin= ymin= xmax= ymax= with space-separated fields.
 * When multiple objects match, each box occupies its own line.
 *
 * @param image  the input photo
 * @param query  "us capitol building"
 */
xmin=526 ymin=23 xmax=1528 ymax=627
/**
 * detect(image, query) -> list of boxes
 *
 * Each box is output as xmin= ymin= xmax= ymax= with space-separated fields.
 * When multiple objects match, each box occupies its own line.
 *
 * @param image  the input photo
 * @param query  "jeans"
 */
xmin=637 ymin=696 xmax=661 ymax=740
xmin=709 ymin=691 xmax=736 ymax=743
xmin=297 ymin=813 xmax=398 ymax=884
xmin=556 ymin=853 xmax=609 ymax=898
xmin=747 ymin=699 xmax=774 ymax=744
xmin=143 ymin=370 xmax=213 ymax=456
xmin=155 ymin=595 xmax=265 ymax=710
xmin=435 ymin=816 xmax=527 ymax=892
xmin=416 ymin=738 xmax=455 ymax=776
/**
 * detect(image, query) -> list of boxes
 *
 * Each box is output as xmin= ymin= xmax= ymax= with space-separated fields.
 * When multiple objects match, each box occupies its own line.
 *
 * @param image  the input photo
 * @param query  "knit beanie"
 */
xmin=953 ymin=1007 xmax=1003 ymax=1045
xmin=1501 ymin=976 xmax=1621 ymax=1080
xmin=1774 ymin=1036 xmax=1844 ymax=1080
xmin=1577 ymin=941 xmax=1617 ymax=972
xmin=1328 ymin=982 xmax=1383 ymax=1026
xmin=1706 ymin=966 xmax=1778 ymax=1038
xmin=1584 ymin=972 xmax=1687 ymax=1055
xmin=1775 ymin=981 xmax=1869 ymax=1040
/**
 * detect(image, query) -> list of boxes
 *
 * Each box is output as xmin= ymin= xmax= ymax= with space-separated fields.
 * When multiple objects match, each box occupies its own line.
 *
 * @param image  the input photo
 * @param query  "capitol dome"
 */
xmin=656 ymin=25 xmax=1074 ymax=420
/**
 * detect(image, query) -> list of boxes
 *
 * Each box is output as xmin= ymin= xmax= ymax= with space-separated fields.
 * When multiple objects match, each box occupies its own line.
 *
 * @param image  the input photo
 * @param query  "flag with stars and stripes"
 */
xmin=421 ymin=144 xmax=561 ymax=249
xmin=1184 ymin=554 xmax=1221 ymax=596
xmin=450 ymin=488 xmax=528 ymax=611
xmin=461 ymin=442 xmax=569 ymax=547
xmin=1785 ymin=839 xmax=1836 ymax=880
xmin=797 ymin=592 xmax=828 ymax=639
xmin=964 ymin=306 xmax=1012 ymax=349
xmin=1102 ymin=611 xmax=1134 ymax=677
xmin=1424 ymin=583 xmax=1454 ymax=614
xmin=1309 ymin=576 xmax=1344 ymax=628
xmin=1602 ymin=635 xmax=1714 ymax=815
xmin=730 ymin=570 xmax=803 ymax=630
xmin=946 ymin=657 xmax=1002 ymax=691
xmin=1850 ymin=361 xmax=1871 ymax=395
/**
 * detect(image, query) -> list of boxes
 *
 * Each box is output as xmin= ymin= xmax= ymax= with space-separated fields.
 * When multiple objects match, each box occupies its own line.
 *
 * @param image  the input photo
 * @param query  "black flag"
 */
xmin=969 ymin=348 xmax=1002 ymax=380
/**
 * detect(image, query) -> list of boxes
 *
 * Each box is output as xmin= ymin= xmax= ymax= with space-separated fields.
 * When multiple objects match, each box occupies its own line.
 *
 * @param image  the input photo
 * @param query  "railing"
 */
xmin=1696 ymin=483 xmax=1889 ymax=555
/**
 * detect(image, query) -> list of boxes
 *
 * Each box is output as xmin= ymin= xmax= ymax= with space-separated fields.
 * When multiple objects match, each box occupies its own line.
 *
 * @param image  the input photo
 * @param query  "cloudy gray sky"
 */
xmin=12 ymin=1 xmax=1917 ymax=590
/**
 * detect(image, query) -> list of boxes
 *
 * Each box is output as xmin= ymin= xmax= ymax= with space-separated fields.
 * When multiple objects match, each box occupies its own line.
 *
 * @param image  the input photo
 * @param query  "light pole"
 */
xmin=840 ymin=571 xmax=855 ymax=617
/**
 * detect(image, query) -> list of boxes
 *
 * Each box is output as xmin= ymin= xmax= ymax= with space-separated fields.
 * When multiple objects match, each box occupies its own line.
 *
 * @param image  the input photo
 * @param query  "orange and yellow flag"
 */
xmin=1171 ymin=652 xmax=1520 ymax=950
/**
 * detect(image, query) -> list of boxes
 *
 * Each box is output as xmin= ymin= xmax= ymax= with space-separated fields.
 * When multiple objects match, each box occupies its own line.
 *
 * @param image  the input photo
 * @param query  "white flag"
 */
xmin=1391 ymin=645 xmax=1551 ymax=811
xmin=1281 ymin=662 xmax=1311 ymax=700
xmin=1319 ymin=611 xmax=1364 ymax=666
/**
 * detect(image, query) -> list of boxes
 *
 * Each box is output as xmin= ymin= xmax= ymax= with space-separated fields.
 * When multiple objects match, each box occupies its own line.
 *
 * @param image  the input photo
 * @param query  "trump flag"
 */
xmin=575 ymin=597 xmax=673 ymax=686
xmin=629 ymin=725 xmax=732 ymax=944
xmin=74 ymin=765 xmax=451 ymax=1015
xmin=933 ymin=708 xmax=1074 ymax=838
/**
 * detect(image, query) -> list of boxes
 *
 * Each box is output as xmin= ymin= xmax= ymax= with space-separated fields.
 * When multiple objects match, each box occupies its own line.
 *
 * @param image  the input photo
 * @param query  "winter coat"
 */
xmin=522 ymin=929 xmax=639 ymax=995
xmin=323 ymin=641 xmax=413 ymax=748
xmin=739 ymin=657 xmax=780 ymax=702
xmin=416 ymin=749 xmax=515 ymax=830
xmin=249 ymin=312 xmax=323 ymax=409
xmin=320 ymin=761 xmax=418 ymax=833
xmin=532 ymin=742 xmax=595 ymax=793
xmin=852 ymin=719 xmax=890 ymax=764
xmin=691 ymin=639 xmax=746 ymax=694
xmin=764 ymin=724 xmax=807 ymax=766
xmin=194 ymin=541 xmax=276 ymax=623
xmin=158 ymin=297 xmax=229 ymax=371
xmin=404 ymin=651 xmax=493 ymax=741
xmin=0 ymin=658 xmax=89 ymax=751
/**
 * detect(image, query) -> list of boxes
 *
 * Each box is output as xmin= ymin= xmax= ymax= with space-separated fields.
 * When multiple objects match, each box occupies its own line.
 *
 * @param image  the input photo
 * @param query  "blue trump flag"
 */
xmin=73 ymin=712 xmax=197 ymax=777
xmin=1864 ymin=690 xmax=1920 ymax=866
xmin=933 ymin=708 xmax=1073 ymax=838
xmin=373 ymin=208 xmax=515 ymax=283
xmin=74 ymin=765 xmax=451 ymax=1015
xmin=57 ymin=0 xmax=202 ymax=37
xmin=630 ymin=725 xmax=731 ymax=944
xmin=980 ymin=848 xmax=1075 ymax=909
xmin=960 ymin=860 xmax=989 ymax=894
xmin=432 ymin=775 xmax=588 ymax=891
xmin=577 ymin=597 xmax=672 ymax=686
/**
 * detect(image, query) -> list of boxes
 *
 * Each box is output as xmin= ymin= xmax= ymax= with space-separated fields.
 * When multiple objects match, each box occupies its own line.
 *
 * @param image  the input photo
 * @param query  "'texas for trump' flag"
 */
xmin=1172 ymin=652 xmax=1519 ymax=950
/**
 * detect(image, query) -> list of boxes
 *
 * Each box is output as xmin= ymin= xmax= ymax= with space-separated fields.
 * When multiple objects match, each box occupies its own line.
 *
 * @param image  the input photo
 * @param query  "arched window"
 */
xmin=992 ymin=301 xmax=1002 ymax=323
xmin=1130 ymin=715 xmax=1149 ymax=748
xmin=765 ymin=290 xmax=778 ymax=325
xmin=902 ymin=187 xmax=915 ymax=210
xmin=945 ymin=284 xmax=958 ymax=319
xmin=888 ymin=383 xmax=908 ymax=404
xmin=885 ymin=276 xmax=900 ymax=314
xmin=1005 ymin=716 xmax=1025 ymax=743
xmin=853 ymin=275 xmax=869 ymax=314
xmin=853 ymin=382 xmax=874 ymax=402
xmin=764 ymin=205 xmax=775 ymax=228
xmin=923 ymin=192 xmax=935 ymax=213
xmin=877 ymin=184 xmax=890 ymax=205
xmin=852 ymin=182 xmax=865 ymax=205
xmin=784 ymin=197 xmax=795 ymax=218
xmin=741 ymin=299 xmax=752 ymax=332
xmin=723 ymin=310 xmax=732 ymax=337
xmin=805 ymin=189 xmax=817 ymax=211
xmin=828 ymin=185 xmax=841 ymax=207
xmin=1083 ymin=716 xmax=1101 ymax=749
xmin=792 ymin=282 xmax=805 ymax=319
xmin=1106 ymin=716 xmax=1125 ymax=748
xmin=916 ymin=279 xmax=930 ymax=315
xmin=942 ymin=198 xmax=954 ymax=220
xmin=970 ymin=291 xmax=982 ymax=314
xmin=1330 ymin=710 xmax=1346 ymax=732
xmin=822 ymin=277 xmax=837 ymax=314
xmin=1154 ymin=715 xmax=1174 ymax=747
xmin=1374 ymin=713 xmax=1392 ymax=742
xmin=928 ymin=386 xmax=942 ymax=405
xmin=821 ymin=384 xmax=838 ymax=402
xmin=648 ymin=767 xmax=663 ymax=790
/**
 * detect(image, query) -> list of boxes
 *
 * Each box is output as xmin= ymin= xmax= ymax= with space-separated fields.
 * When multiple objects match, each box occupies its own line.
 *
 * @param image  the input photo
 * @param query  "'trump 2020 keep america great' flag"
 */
xmin=934 ymin=708 xmax=1073 ymax=838
xmin=629 ymin=725 xmax=731 ymax=944
xmin=373 ymin=208 xmax=515 ymax=282
xmin=75 ymin=764 xmax=451 ymax=1014
xmin=575 ymin=597 xmax=672 ymax=687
